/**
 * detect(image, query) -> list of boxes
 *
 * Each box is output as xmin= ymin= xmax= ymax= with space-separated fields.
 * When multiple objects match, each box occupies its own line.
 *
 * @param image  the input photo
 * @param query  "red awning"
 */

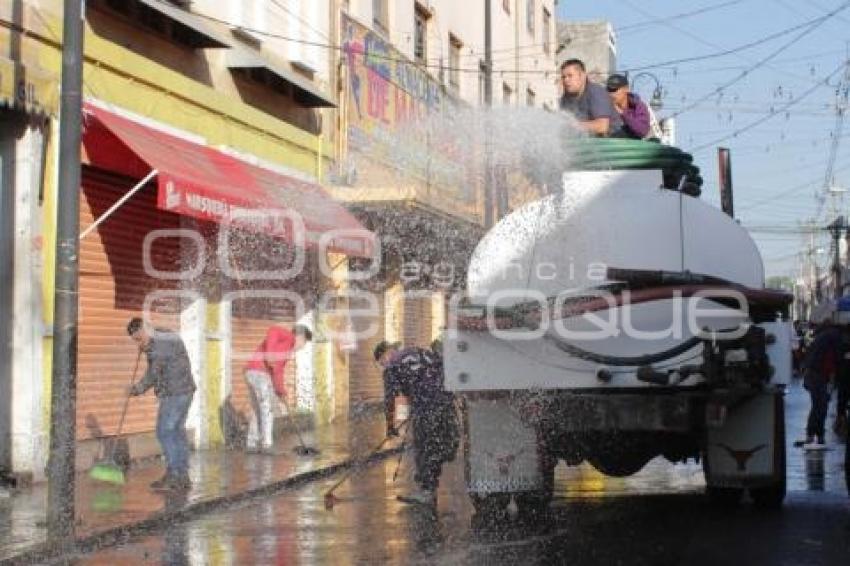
xmin=81 ymin=103 xmax=374 ymax=257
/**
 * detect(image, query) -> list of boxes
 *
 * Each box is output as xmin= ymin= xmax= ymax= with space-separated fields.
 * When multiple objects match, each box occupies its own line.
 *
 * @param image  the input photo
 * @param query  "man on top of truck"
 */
xmin=559 ymin=58 xmax=620 ymax=137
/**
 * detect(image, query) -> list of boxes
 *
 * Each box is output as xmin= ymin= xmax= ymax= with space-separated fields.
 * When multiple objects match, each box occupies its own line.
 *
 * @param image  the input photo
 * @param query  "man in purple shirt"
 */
xmin=606 ymin=74 xmax=652 ymax=140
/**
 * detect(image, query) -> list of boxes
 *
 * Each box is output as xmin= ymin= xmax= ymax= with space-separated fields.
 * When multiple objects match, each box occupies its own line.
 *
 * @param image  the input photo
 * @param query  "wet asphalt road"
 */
xmin=69 ymin=380 xmax=849 ymax=566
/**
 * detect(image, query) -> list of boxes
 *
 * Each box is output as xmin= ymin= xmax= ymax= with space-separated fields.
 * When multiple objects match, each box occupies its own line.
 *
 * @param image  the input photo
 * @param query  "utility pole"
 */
xmin=47 ymin=0 xmax=85 ymax=543
xmin=483 ymin=0 xmax=494 ymax=228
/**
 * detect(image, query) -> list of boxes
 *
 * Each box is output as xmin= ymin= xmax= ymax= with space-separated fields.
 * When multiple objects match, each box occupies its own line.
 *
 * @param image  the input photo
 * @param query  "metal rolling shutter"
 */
xmin=402 ymin=294 xmax=433 ymax=348
xmin=78 ymin=169 xmax=183 ymax=440
xmin=349 ymin=292 xmax=386 ymax=410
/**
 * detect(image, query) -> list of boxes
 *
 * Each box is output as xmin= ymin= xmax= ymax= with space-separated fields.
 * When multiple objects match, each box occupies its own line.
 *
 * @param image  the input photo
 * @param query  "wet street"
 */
xmin=69 ymin=380 xmax=849 ymax=566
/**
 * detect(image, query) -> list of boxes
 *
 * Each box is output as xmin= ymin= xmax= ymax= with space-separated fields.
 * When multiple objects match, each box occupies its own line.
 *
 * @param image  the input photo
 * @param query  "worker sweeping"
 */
xmin=375 ymin=341 xmax=459 ymax=506
xmin=127 ymin=317 xmax=196 ymax=491
xmin=244 ymin=324 xmax=312 ymax=454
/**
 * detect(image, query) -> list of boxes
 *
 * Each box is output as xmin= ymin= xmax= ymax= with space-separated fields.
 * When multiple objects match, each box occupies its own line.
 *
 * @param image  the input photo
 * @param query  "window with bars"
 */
xmin=373 ymin=0 xmax=388 ymax=33
xmin=414 ymin=3 xmax=429 ymax=64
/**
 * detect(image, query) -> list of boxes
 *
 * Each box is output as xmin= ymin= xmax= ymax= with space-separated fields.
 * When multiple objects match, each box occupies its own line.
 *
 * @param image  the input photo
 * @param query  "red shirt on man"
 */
xmin=247 ymin=326 xmax=295 ymax=396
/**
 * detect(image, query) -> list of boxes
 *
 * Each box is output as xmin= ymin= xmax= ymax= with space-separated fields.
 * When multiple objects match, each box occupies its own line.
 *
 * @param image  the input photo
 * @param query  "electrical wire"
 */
xmin=622 ymin=4 xmax=850 ymax=73
xmin=618 ymin=0 xmax=745 ymax=33
xmin=687 ymin=61 xmax=847 ymax=152
xmin=667 ymin=4 xmax=850 ymax=120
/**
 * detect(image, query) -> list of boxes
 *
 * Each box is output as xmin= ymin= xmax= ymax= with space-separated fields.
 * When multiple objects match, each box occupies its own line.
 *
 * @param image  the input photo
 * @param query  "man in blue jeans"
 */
xmin=128 ymin=317 xmax=196 ymax=490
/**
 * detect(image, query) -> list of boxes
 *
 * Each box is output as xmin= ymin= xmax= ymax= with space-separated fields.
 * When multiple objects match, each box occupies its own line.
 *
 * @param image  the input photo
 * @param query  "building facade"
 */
xmin=0 ymin=0 xmax=560 ymax=483
xmin=556 ymin=20 xmax=617 ymax=83
xmin=333 ymin=0 xmax=558 ymax=411
xmin=0 ymin=0 xmax=371 ymax=483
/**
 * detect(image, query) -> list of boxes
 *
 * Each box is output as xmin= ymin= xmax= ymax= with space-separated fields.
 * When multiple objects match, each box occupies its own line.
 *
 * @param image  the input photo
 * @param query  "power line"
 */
xmin=269 ymin=0 xmax=330 ymax=41
xmin=687 ymin=61 xmax=847 ymax=153
xmin=617 ymin=0 xmax=745 ymax=33
xmin=732 ymin=154 xmax=850 ymax=212
xmin=622 ymin=5 xmax=850 ymax=73
xmin=668 ymin=3 xmax=850 ymax=120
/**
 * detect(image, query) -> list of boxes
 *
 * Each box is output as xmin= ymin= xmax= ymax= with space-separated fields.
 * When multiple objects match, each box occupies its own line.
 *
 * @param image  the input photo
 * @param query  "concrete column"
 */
xmin=384 ymin=282 xmax=404 ymax=344
xmin=201 ymin=301 xmax=229 ymax=449
xmin=10 ymin=121 xmax=49 ymax=482
xmin=180 ymin=295 xmax=206 ymax=449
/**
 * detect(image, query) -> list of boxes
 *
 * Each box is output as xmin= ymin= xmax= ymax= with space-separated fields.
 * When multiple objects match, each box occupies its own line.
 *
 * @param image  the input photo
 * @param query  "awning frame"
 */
xmin=80 ymin=169 xmax=158 ymax=240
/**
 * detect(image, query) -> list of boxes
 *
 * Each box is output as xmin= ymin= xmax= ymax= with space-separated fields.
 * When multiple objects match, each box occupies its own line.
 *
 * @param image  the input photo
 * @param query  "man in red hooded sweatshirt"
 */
xmin=244 ymin=324 xmax=312 ymax=452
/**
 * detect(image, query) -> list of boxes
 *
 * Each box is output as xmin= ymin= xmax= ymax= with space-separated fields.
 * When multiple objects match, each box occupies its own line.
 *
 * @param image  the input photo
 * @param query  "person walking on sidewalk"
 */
xmin=244 ymin=324 xmax=312 ymax=453
xmin=376 ymin=341 xmax=459 ymax=506
xmin=127 ymin=317 xmax=196 ymax=490
xmin=800 ymin=323 xmax=841 ymax=449
xmin=837 ymin=327 xmax=850 ymax=497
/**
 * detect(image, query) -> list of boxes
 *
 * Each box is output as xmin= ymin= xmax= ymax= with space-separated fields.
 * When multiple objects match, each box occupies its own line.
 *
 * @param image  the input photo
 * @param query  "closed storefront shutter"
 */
xmin=78 ymin=169 xmax=184 ymax=440
xmin=349 ymin=292 xmax=385 ymax=411
xmin=402 ymin=294 xmax=433 ymax=348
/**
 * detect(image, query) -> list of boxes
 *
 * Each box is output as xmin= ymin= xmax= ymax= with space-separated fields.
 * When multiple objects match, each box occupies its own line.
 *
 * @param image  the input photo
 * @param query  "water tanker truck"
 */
xmin=443 ymin=139 xmax=793 ymax=515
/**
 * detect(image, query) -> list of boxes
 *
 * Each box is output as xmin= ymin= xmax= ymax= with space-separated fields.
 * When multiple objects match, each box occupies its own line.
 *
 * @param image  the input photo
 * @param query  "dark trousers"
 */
xmin=806 ymin=380 xmax=830 ymax=442
xmin=843 ymin=404 xmax=850 ymax=496
xmin=411 ymin=405 xmax=459 ymax=491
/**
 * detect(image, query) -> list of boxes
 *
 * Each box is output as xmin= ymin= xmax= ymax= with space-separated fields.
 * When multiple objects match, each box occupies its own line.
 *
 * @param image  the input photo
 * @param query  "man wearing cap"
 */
xmin=375 ymin=341 xmax=459 ymax=506
xmin=605 ymin=73 xmax=654 ymax=140
xmin=559 ymin=58 xmax=620 ymax=136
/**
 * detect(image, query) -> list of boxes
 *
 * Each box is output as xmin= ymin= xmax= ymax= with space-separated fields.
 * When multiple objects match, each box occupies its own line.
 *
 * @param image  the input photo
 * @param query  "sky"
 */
xmin=556 ymin=0 xmax=850 ymax=281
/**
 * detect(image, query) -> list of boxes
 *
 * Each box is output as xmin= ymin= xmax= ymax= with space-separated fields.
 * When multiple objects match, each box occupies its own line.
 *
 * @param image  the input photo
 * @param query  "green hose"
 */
xmin=560 ymin=138 xmax=702 ymax=189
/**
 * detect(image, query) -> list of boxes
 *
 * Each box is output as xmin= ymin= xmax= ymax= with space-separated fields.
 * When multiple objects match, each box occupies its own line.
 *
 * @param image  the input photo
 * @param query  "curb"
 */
xmin=1 ymin=446 xmax=403 ymax=566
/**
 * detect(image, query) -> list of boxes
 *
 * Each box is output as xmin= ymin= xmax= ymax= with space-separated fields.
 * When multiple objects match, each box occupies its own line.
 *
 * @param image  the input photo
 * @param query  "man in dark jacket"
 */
xmin=128 ymin=317 xmax=196 ymax=490
xmin=376 ymin=341 xmax=459 ymax=506
xmin=800 ymin=323 xmax=841 ymax=448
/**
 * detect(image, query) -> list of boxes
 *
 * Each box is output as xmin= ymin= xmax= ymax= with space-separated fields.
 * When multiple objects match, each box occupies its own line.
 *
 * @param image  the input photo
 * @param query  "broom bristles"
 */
xmin=89 ymin=463 xmax=126 ymax=485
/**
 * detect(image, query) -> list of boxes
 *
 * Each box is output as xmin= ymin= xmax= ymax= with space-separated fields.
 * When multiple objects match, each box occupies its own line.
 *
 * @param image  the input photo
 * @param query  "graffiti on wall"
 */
xmin=341 ymin=14 xmax=476 ymax=204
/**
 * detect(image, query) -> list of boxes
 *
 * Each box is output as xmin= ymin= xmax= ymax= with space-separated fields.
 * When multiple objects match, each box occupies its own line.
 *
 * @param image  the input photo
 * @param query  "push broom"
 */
xmin=278 ymin=394 xmax=321 ymax=457
xmin=89 ymin=349 xmax=142 ymax=485
xmin=324 ymin=418 xmax=409 ymax=510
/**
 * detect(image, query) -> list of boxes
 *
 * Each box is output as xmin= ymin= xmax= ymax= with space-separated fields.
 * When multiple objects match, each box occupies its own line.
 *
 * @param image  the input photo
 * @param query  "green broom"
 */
xmin=89 ymin=349 xmax=142 ymax=485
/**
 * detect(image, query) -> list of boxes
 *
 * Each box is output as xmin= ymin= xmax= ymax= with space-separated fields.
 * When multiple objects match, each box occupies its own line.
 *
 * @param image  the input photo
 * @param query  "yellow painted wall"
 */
xmin=204 ymin=303 xmax=225 ymax=448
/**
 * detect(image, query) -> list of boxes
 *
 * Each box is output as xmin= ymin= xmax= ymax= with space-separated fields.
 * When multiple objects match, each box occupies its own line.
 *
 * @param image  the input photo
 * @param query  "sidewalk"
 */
xmin=0 ymin=411 xmax=400 ymax=565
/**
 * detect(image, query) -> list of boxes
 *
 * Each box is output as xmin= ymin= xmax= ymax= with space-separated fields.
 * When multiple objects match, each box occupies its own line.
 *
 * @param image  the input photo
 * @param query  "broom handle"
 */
xmin=114 ymin=349 xmax=143 ymax=440
xmin=327 ymin=418 xmax=410 ymax=494
xmin=278 ymin=393 xmax=309 ymax=448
